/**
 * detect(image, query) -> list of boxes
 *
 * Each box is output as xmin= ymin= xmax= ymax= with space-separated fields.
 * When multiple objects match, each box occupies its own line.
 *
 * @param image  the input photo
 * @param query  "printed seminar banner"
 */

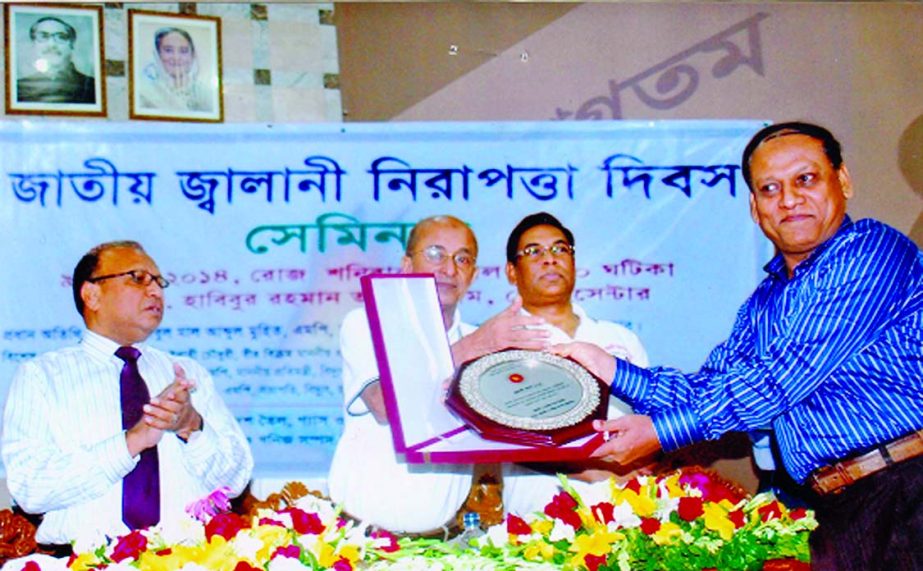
xmin=0 ymin=120 xmax=772 ymax=480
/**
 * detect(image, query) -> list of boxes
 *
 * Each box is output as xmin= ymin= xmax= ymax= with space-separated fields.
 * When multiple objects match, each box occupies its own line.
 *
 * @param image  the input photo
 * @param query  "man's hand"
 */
xmin=359 ymin=380 xmax=389 ymax=425
xmin=549 ymin=341 xmax=617 ymax=384
xmin=451 ymin=297 xmax=550 ymax=364
xmin=589 ymin=415 xmax=662 ymax=465
xmin=126 ymin=364 xmax=203 ymax=456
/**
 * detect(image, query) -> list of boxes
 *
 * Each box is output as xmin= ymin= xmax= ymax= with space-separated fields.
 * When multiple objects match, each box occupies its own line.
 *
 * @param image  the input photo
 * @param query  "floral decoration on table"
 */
xmin=43 ymin=468 xmax=813 ymax=571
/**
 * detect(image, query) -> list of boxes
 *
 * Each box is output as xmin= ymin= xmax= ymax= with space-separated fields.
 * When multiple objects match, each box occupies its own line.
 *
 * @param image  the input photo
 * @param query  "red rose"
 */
xmin=205 ymin=513 xmax=249 ymax=541
xmin=640 ymin=517 xmax=661 ymax=535
xmin=332 ymin=558 xmax=353 ymax=571
xmin=585 ymin=553 xmax=608 ymax=571
xmin=677 ymin=496 xmax=704 ymax=522
xmin=729 ymin=508 xmax=746 ymax=528
xmin=591 ymin=502 xmax=615 ymax=525
xmin=790 ymin=507 xmax=808 ymax=521
xmin=507 ymin=514 xmax=532 ymax=536
xmin=23 ymin=562 xmax=41 ymax=571
xmin=543 ymin=492 xmax=581 ymax=529
xmin=758 ymin=501 xmax=783 ymax=522
xmin=283 ymin=507 xmax=325 ymax=535
xmin=271 ymin=544 xmax=301 ymax=560
xmin=258 ymin=517 xmax=285 ymax=527
xmin=371 ymin=529 xmax=400 ymax=552
xmin=110 ymin=530 xmax=148 ymax=562
xmin=233 ymin=562 xmax=262 ymax=571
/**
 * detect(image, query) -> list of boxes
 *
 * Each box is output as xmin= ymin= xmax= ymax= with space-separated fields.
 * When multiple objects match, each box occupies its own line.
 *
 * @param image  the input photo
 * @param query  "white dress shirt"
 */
xmin=501 ymin=303 xmax=651 ymax=515
xmin=1 ymin=329 xmax=253 ymax=545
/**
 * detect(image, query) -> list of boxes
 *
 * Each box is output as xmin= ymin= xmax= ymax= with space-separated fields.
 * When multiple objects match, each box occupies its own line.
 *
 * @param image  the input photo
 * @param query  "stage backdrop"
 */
xmin=0 ymin=120 xmax=772 ymax=480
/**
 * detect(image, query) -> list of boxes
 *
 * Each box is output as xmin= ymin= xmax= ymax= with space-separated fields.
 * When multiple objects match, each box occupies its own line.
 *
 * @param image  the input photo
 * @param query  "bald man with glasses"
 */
xmin=2 ymin=240 xmax=252 ymax=549
xmin=328 ymin=215 xmax=562 ymax=533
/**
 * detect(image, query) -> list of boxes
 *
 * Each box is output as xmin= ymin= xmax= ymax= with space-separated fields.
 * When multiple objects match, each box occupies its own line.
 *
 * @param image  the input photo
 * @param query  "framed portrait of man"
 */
xmin=128 ymin=10 xmax=223 ymax=123
xmin=4 ymin=3 xmax=106 ymax=116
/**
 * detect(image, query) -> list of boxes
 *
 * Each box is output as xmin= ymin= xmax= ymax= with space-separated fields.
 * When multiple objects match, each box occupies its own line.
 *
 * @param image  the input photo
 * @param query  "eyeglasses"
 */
xmin=415 ymin=245 xmax=476 ymax=268
xmin=516 ymin=243 xmax=575 ymax=260
xmin=88 ymin=269 xmax=170 ymax=289
xmin=34 ymin=32 xmax=72 ymax=44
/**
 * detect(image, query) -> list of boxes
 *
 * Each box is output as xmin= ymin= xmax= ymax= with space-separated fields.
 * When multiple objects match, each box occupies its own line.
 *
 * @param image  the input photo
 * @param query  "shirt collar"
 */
xmin=445 ymin=308 xmax=465 ymax=342
xmin=762 ymin=215 xmax=854 ymax=281
xmin=81 ymin=328 xmax=146 ymax=362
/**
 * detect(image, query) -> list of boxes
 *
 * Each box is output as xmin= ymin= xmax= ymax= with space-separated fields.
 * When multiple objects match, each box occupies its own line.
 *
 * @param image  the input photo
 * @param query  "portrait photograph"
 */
xmin=4 ymin=3 xmax=105 ymax=116
xmin=129 ymin=10 xmax=223 ymax=122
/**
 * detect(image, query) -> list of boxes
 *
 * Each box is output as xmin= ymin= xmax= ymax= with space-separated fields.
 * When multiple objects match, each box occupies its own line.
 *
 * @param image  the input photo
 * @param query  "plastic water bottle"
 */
xmin=452 ymin=512 xmax=483 ymax=549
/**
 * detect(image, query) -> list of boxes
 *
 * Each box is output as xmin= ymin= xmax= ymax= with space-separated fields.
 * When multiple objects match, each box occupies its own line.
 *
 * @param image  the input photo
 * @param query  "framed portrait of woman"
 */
xmin=4 ymin=3 xmax=106 ymax=116
xmin=128 ymin=10 xmax=223 ymax=122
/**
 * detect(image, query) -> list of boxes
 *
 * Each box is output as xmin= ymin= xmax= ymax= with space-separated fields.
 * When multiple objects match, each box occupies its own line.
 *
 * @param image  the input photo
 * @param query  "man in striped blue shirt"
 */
xmin=554 ymin=121 xmax=922 ymax=570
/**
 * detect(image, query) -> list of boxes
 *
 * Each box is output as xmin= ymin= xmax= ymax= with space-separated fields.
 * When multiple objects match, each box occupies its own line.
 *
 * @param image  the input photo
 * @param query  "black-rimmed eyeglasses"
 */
xmin=88 ymin=269 xmax=170 ymax=289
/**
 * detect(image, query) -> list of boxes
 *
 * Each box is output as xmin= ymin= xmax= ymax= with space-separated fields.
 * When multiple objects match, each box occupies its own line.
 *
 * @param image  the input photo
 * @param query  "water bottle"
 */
xmin=452 ymin=511 xmax=483 ymax=549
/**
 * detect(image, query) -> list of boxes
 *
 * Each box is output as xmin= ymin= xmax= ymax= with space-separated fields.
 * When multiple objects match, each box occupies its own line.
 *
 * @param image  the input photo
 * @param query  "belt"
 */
xmin=808 ymin=429 xmax=923 ymax=495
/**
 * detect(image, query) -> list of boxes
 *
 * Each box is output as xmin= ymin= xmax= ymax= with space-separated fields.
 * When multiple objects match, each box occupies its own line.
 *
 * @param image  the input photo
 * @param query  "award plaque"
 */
xmin=445 ymin=350 xmax=610 ymax=447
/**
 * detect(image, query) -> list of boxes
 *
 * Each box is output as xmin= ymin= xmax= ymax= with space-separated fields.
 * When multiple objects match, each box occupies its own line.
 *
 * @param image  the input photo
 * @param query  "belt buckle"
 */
xmin=810 ymin=464 xmax=847 ymax=495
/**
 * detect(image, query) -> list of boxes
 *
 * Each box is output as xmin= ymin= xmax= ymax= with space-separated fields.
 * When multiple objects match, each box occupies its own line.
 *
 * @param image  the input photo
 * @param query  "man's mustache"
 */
xmin=38 ymin=46 xmax=65 ymax=57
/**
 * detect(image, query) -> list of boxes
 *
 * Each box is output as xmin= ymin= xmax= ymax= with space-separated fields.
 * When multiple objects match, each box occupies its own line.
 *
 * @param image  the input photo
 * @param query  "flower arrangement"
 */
xmin=9 ymin=468 xmax=814 ymax=571
xmin=66 ymin=485 xmax=397 ymax=571
xmin=465 ymin=470 xmax=816 ymax=571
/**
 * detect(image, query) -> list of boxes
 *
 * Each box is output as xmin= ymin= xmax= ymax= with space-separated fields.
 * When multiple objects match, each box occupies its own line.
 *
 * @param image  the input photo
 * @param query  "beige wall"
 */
xmin=0 ymin=3 xmax=341 ymax=122
xmin=338 ymin=3 xmax=923 ymax=248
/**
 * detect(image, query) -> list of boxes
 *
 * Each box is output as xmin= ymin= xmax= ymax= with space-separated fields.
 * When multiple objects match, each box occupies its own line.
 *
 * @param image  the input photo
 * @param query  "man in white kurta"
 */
xmin=328 ymin=215 xmax=553 ymax=532
xmin=2 ymin=241 xmax=253 ymax=546
xmin=499 ymin=212 xmax=652 ymax=512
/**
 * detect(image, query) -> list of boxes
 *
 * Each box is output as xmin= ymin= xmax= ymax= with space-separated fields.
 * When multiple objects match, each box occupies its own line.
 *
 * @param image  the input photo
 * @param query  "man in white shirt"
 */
xmin=504 ymin=212 xmax=648 ymax=367
xmin=328 ymin=215 xmax=555 ymax=533
xmin=2 ymin=240 xmax=253 ymax=547
xmin=499 ymin=212 xmax=653 ymax=497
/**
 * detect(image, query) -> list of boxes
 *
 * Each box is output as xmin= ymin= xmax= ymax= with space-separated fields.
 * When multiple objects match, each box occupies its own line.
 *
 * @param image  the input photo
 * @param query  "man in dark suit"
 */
xmin=17 ymin=16 xmax=95 ymax=104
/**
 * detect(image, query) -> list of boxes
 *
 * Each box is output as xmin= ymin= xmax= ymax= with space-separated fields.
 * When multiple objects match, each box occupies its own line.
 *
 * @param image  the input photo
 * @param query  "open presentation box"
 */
xmin=360 ymin=273 xmax=606 ymax=464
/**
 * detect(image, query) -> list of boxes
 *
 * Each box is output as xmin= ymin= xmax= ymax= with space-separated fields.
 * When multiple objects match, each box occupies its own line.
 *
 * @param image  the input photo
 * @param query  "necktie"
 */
xmin=115 ymin=346 xmax=161 ymax=529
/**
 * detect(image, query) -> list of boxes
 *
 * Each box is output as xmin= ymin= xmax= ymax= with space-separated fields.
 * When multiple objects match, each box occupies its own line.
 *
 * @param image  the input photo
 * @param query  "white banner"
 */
xmin=0 ymin=120 xmax=772 ymax=479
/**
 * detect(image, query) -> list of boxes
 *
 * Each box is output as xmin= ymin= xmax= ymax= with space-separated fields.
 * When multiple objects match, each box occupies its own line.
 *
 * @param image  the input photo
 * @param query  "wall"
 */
xmin=337 ymin=3 xmax=923 ymax=248
xmin=0 ymin=2 xmax=341 ymax=122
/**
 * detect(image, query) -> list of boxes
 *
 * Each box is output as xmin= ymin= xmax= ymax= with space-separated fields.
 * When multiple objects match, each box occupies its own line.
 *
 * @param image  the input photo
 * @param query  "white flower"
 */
xmin=267 ymin=556 xmax=306 ymax=571
xmin=0 ymin=554 xmax=68 ymax=571
xmin=158 ymin=515 xmax=206 ymax=546
xmin=577 ymin=479 xmax=613 ymax=507
xmin=548 ymin=519 xmax=576 ymax=543
xmin=293 ymin=494 xmax=338 ymax=522
xmin=70 ymin=525 xmax=109 ymax=554
xmin=178 ymin=564 xmax=210 ymax=571
xmin=657 ymin=496 xmax=681 ymax=521
xmin=611 ymin=502 xmax=642 ymax=528
xmin=230 ymin=531 xmax=264 ymax=560
xmin=484 ymin=522 xmax=509 ymax=548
